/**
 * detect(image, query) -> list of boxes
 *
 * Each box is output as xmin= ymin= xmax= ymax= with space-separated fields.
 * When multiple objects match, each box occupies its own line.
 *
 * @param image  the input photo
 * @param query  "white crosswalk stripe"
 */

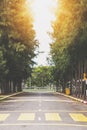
xmin=0 ymin=114 xmax=10 ymax=121
xmin=18 ymin=113 xmax=35 ymax=121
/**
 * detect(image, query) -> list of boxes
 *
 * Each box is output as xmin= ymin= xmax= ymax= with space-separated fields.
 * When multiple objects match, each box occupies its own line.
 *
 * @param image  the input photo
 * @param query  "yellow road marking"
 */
xmin=69 ymin=113 xmax=87 ymax=122
xmin=45 ymin=113 xmax=61 ymax=121
xmin=0 ymin=114 xmax=9 ymax=121
xmin=0 ymin=92 xmax=23 ymax=101
xmin=18 ymin=113 xmax=35 ymax=121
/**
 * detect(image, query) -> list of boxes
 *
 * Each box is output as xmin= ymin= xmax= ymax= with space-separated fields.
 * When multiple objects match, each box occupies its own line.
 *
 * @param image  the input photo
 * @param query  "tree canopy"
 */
xmin=50 ymin=0 xmax=87 ymax=92
xmin=31 ymin=66 xmax=53 ymax=88
xmin=0 ymin=0 xmax=38 ymax=94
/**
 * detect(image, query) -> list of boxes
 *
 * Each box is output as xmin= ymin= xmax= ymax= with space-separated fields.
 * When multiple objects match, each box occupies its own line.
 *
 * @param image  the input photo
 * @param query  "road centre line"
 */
xmin=38 ymin=109 xmax=42 ymax=111
xmin=39 ymin=104 xmax=41 ymax=107
xmin=38 ymin=117 xmax=41 ymax=121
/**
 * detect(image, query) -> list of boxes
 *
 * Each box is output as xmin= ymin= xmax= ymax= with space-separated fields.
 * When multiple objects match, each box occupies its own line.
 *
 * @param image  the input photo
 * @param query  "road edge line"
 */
xmin=55 ymin=92 xmax=87 ymax=104
xmin=0 ymin=91 xmax=24 ymax=101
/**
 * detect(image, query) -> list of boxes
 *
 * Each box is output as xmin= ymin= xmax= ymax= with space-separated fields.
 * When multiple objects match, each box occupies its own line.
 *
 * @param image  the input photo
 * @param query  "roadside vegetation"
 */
xmin=0 ymin=0 xmax=87 ymax=100
xmin=26 ymin=66 xmax=53 ymax=89
xmin=50 ymin=0 xmax=87 ymax=99
xmin=0 ymin=0 xmax=38 ymax=94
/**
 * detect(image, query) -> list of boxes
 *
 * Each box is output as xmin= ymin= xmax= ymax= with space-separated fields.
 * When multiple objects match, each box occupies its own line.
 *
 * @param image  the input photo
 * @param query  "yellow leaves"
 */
xmin=7 ymin=1 xmax=36 ymax=48
xmin=8 ymin=42 xmax=26 ymax=52
xmin=52 ymin=0 xmax=85 ymax=47
xmin=14 ymin=43 xmax=26 ymax=52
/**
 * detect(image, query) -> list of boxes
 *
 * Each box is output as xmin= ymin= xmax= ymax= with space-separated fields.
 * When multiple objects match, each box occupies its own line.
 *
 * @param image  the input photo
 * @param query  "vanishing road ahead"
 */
xmin=0 ymin=91 xmax=87 ymax=130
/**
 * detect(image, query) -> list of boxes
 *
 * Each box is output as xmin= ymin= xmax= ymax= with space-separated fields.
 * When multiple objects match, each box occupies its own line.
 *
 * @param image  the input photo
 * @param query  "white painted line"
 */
xmin=38 ymin=109 xmax=41 ymax=111
xmin=39 ymin=104 xmax=41 ymax=107
xmin=38 ymin=117 xmax=41 ymax=121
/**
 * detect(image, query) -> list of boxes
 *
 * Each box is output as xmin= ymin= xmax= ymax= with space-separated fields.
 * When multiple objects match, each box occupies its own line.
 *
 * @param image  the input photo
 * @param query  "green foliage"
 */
xmin=31 ymin=66 xmax=53 ymax=87
xmin=50 ymin=0 xmax=87 ymax=83
xmin=0 ymin=49 xmax=8 ymax=82
xmin=0 ymin=0 xmax=38 ymax=93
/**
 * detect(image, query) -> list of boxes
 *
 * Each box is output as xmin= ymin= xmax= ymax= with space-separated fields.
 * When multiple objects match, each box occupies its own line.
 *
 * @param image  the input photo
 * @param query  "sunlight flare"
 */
xmin=27 ymin=0 xmax=57 ymax=40
xmin=27 ymin=0 xmax=57 ymax=65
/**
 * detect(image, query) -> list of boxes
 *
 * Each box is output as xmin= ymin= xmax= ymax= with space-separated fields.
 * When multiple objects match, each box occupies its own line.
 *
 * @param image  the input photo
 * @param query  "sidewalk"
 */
xmin=0 ymin=91 xmax=24 ymax=101
xmin=56 ymin=92 xmax=87 ymax=105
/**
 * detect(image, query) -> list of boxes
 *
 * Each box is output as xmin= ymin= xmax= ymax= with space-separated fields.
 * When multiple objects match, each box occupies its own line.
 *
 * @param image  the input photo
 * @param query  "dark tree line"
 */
xmin=0 ymin=0 xmax=38 ymax=94
xmin=50 ymin=0 xmax=87 ymax=98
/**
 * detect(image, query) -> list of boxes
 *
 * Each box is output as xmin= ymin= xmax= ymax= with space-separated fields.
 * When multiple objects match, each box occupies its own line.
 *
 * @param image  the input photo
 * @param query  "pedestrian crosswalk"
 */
xmin=69 ymin=113 xmax=87 ymax=122
xmin=18 ymin=113 xmax=35 ymax=121
xmin=45 ymin=113 xmax=61 ymax=121
xmin=0 ymin=114 xmax=10 ymax=121
xmin=0 ymin=113 xmax=87 ymax=122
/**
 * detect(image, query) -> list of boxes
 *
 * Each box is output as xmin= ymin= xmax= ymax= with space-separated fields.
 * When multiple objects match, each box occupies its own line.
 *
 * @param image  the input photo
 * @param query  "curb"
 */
xmin=55 ymin=92 xmax=87 ymax=104
xmin=0 ymin=91 xmax=24 ymax=101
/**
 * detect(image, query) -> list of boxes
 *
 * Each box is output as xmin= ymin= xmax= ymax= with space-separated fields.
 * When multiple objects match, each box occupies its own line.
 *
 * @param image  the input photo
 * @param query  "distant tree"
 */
xmin=31 ymin=66 xmax=53 ymax=88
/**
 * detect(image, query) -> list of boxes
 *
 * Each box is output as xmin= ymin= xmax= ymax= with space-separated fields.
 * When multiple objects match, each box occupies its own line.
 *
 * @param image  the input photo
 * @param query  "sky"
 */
xmin=27 ymin=0 xmax=57 ymax=66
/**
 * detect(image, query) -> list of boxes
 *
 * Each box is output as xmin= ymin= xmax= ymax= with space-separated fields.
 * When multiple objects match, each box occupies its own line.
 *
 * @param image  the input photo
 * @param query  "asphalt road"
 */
xmin=0 ymin=92 xmax=87 ymax=130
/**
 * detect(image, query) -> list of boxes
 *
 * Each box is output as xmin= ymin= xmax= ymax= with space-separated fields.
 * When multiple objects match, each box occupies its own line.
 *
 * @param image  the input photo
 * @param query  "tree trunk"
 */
xmin=17 ymin=80 xmax=22 ymax=92
xmin=13 ymin=81 xmax=17 ymax=92
xmin=62 ymin=79 xmax=65 ymax=93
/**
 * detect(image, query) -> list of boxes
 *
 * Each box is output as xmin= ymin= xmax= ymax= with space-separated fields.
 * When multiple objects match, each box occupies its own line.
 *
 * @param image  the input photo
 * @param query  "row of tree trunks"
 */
xmin=70 ymin=59 xmax=87 ymax=99
xmin=56 ymin=60 xmax=87 ymax=100
xmin=0 ymin=80 xmax=22 ymax=94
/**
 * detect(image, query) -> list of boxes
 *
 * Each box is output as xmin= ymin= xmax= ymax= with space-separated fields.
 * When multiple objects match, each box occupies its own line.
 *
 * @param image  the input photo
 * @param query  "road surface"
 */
xmin=0 ymin=92 xmax=87 ymax=130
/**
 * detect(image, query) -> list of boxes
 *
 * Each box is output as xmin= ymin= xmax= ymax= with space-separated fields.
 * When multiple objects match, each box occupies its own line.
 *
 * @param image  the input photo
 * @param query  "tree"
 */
xmin=31 ymin=66 xmax=53 ymax=88
xmin=0 ymin=0 xmax=38 ymax=94
xmin=50 ymin=0 xmax=87 ymax=94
